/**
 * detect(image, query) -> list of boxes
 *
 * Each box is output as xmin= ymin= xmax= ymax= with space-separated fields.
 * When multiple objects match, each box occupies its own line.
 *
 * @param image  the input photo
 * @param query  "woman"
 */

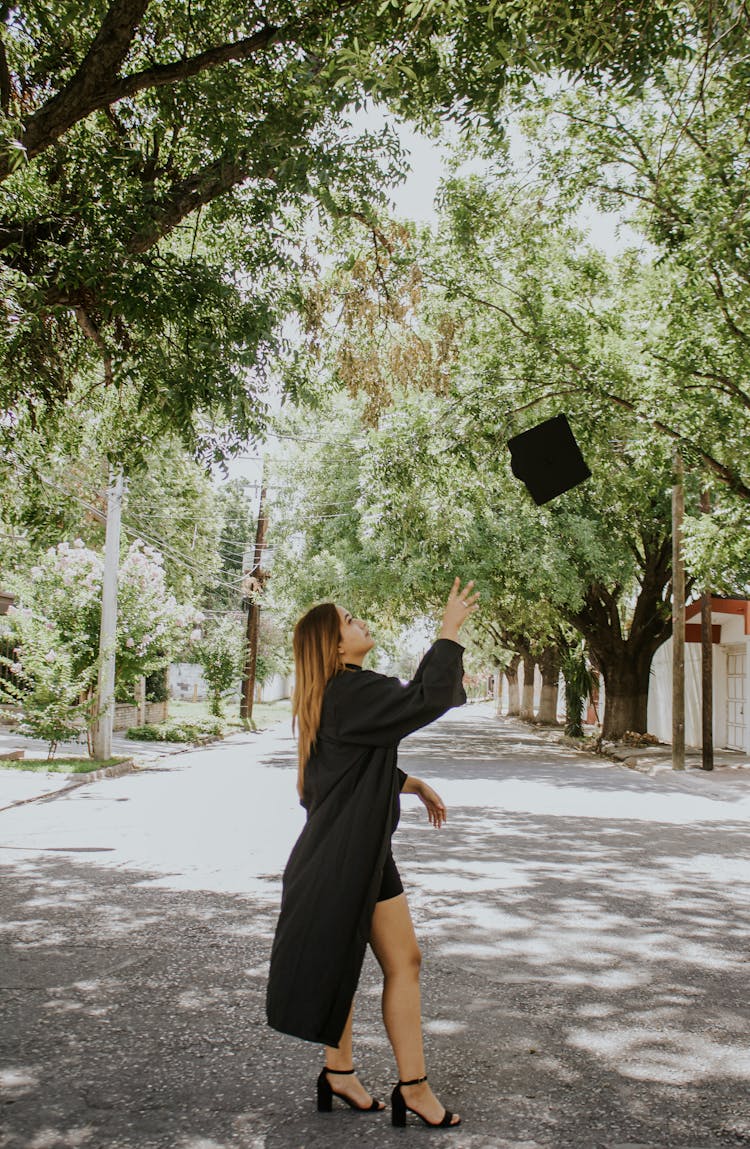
xmin=266 ymin=578 xmax=478 ymax=1128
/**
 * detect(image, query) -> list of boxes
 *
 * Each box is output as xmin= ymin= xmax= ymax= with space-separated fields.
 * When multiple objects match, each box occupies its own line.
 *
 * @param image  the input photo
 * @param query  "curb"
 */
xmin=513 ymin=719 xmax=750 ymax=779
xmin=0 ymin=757 xmax=141 ymax=815
xmin=65 ymin=757 xmax=139 ymax=783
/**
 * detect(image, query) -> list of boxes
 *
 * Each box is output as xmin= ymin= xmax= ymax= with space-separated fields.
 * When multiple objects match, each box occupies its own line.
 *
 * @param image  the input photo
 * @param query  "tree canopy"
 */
xmin=0 ymin=0 xmax=716 ymax=459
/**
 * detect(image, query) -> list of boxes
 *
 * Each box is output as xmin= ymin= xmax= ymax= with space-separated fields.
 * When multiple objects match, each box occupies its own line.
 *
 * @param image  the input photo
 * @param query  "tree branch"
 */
xmin=1 ymin=0 xmax=364 ymax=181
xmin=1 ymin=6 xmax=282 ymax=180
xmin=126 ymin=152 xmax=270 ymax=255
xmin=2 ymin=0 xmax=151 ymax=178
xmin=0 ymin=25 xmax=12 ymax=114
xmin=598 ymin=388 xmax=750 ymax=500
xmin=74 ymin=307 xmax=114 ymax=386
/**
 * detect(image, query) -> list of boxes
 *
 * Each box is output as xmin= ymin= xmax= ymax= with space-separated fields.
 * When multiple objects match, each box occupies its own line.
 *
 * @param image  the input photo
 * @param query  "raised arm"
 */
xmin=329 ymin=578 xmax=479 ymax=748
xmin=331 ymin=639 xmax=466 ymax=747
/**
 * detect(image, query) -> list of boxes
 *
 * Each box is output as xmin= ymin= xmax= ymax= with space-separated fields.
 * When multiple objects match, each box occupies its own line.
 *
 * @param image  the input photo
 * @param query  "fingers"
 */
xmin=428 ymin=802 xmax=448 ymax=829
xmin=450 ymin=578 xmax=480 ymax=620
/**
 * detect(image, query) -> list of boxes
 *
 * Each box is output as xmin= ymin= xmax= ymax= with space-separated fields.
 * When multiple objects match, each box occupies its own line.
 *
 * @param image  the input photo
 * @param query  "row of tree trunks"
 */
xmin=499 ymin=653 xmax=521 ymax=717
xmin=500 ymin=645 xmax=562 ymax=725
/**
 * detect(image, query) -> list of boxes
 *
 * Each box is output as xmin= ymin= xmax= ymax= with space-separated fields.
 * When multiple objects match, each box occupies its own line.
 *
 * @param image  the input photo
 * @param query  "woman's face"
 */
xmin=336 ymin=606 xmax=374 ymax=664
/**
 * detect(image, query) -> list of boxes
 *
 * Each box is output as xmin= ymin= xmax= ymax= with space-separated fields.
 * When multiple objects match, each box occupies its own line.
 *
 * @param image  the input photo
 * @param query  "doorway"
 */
xmin=725 ymin=645 xmax=746 ymax=751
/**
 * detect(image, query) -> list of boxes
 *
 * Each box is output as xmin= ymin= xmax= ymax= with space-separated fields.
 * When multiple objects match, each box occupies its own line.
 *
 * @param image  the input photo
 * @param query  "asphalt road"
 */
xmin=2 ymin=705 xmax=750 ymax=1149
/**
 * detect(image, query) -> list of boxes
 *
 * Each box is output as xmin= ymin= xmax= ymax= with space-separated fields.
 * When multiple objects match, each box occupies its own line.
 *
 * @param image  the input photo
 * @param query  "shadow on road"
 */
xmin=2 ymin=709 xmax=750 ymax=1147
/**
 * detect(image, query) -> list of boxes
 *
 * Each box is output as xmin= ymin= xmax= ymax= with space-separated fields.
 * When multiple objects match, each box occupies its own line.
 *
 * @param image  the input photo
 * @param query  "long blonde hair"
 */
xmin=292 ymin=602 xmax=344 ymax=797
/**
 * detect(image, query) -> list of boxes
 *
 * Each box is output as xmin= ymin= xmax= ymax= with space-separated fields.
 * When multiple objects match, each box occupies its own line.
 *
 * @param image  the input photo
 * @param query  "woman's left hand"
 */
xmin=417 ymin=780 xmax=448 ymax=829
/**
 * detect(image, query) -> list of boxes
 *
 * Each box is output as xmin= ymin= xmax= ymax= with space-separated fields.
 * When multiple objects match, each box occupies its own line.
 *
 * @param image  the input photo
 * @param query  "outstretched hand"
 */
xmin=439 ymin=577 xmax=480 ymax=642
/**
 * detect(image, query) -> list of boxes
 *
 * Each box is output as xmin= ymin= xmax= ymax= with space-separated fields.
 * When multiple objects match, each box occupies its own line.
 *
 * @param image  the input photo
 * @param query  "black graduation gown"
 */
xmin=265 ymin=638 xmax=466 ymax=1047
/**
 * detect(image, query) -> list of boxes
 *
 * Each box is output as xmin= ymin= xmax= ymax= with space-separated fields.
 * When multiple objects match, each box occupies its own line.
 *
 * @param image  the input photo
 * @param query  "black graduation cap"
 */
xmin=507 ymin=414 xmax=591 ymax=505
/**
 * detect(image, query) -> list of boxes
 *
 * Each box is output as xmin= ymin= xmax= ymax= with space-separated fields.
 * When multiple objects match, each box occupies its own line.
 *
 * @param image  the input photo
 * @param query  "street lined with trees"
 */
xmin=2 ymin=1 xmax=749 ymax=755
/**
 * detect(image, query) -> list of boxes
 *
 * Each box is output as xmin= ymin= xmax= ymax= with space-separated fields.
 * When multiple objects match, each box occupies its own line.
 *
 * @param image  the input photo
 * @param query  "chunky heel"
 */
xmin=392 ymin=1074 xmax=461 ymax=1129
xmin=316 ymin=1066 xmax=384 ymax=1113
xmin=316 ymin=1068 xmax=333 ymax=1112
xmin=391 ymin=1083 xmax=407 ymax=1127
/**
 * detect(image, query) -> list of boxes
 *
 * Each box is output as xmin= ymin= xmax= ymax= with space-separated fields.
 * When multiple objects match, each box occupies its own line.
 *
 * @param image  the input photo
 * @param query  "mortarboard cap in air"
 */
xmin=507 ymin=414 xmax=591 ymax=505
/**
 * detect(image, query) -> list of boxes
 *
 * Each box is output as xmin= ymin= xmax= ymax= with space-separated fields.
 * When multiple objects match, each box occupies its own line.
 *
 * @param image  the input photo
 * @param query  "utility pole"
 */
xmin=672 ymin=449 xmax=685 ymax=770
xmin=92 ymin=471 xmax=124 ymax=761
xmin=700 ymin=489 xmax=714 ymax=770
xmin=240 ymin=478 xmax=268 ymax=725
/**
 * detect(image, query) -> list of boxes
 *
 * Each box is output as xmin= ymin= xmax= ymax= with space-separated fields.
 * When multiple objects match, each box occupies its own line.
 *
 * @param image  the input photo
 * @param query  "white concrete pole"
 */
xmin=672 ymin=449 xmax=686 ymax=770
xmin=92 ymin=471 xmax=124 ymax=760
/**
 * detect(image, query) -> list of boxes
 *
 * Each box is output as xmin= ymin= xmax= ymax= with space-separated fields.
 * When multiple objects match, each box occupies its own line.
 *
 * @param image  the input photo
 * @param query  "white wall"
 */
xmin=169 ymin=663 xmax=290 ymax=704
xmin=648 ymin=623 xmax=748 ymax=750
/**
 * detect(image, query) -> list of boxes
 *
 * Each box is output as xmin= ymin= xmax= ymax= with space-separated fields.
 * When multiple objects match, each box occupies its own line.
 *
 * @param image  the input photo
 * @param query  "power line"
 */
xmin=119 ymin=520 xmax=247 ymax=595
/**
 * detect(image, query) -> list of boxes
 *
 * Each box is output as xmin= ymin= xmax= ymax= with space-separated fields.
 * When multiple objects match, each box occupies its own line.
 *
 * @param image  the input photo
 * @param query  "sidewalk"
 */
xmin=508 ymin=711 xmax=750 ymax=785
xmin=0 ymin=722 xmax=282 ymax=810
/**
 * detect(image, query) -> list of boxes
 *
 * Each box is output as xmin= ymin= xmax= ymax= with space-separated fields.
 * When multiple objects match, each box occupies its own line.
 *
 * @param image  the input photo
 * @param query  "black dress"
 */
xmin=265 ymin=638 xmax=466 ymax=1048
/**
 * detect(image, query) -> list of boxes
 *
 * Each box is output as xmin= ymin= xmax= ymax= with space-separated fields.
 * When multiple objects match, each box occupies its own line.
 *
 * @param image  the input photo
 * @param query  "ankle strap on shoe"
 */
xmin=324 ymin=1066 xmax=355 ymax=1075
xmin=398 ymin=1074 xmax=428 ymax=1087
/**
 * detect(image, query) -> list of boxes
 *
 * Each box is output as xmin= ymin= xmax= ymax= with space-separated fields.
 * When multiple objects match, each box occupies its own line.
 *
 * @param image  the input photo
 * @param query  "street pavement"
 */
xmin=2 ymin=704 xmax=750 ymax=1149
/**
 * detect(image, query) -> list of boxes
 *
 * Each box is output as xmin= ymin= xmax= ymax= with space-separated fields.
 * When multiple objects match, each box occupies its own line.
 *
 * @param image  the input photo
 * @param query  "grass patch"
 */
xmin=0 ymin=756 xmax=131 ymax=774
xmin=169 ymin=698 xmax=291 ymax=731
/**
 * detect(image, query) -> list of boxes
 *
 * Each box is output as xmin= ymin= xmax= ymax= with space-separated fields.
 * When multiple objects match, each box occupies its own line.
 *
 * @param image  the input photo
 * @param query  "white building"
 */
xmin=648 ymin=597 xmax=750 ymax=751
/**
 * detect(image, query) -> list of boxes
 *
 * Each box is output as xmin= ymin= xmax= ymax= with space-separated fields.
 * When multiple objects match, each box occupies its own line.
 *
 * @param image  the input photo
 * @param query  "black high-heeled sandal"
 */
xmin=391 ymin=1074 xmax=461 ymax=1128
xmin=316 ymin=1066 xmax=384 ymax=1113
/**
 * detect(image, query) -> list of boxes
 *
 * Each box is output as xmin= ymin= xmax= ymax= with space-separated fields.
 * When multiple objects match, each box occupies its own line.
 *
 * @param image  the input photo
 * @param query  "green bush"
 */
xmin=145 ymin=668 xmax=169 ymax=703
xmin=126 ymin=719 xmax=224 ymax=743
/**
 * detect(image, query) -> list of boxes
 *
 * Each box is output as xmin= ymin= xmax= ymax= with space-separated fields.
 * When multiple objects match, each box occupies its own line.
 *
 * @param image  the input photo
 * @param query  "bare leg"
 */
xmin=322 ymin=999 xmax=384 ymax=1109
xmin=369 ymin=893 xmax=460 ymax=1125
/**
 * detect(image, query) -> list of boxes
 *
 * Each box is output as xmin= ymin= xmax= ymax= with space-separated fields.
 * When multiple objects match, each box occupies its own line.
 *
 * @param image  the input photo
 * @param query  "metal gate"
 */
xmin=726 ymin=646 xmax=746 ymax=751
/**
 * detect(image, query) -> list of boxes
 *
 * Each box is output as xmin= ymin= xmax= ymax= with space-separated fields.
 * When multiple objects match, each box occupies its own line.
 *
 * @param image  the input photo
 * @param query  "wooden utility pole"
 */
xmin=92 ymin=471 xmax=124 ymax=761
xmin=700 ymin=489 xmax=714 ymax=770
xmin=672 ymin=449 xmax=685 ymax=770
xmin=240 ymin=480 xmax=268 ymax=724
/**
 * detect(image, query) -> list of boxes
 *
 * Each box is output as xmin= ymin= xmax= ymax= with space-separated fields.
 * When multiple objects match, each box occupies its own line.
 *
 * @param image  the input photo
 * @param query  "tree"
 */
xmin=2 ymin=537 xmax=201 ymax=732
xmin=195 ymin=615 xmax=245 ymax=718
xmin=277 ymin=146 xmax=694 ymax=738
xmin=0 ymin=1 xmax=713 ymax=455
xmin=515 ymin=10 xmax=750 ymax=512
xmin=208 ymin=478 xmax=259 ymax=613
xmin=0 ymin=609 xmax=94 ymax=758
xmin=0 ymin=399 xmax=227 ymax=605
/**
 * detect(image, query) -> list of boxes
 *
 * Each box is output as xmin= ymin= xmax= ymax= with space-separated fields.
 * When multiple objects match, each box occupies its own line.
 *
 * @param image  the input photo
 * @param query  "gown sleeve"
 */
xmin=331 ymin=638 xmax=466 ymax=748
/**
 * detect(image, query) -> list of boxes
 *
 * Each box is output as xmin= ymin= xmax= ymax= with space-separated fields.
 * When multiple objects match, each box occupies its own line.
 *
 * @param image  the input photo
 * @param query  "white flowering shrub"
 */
xmin=1 ymin=538 xmax=203 ymax=754
xmin=0 ymin=609 xmax=92 ymax=758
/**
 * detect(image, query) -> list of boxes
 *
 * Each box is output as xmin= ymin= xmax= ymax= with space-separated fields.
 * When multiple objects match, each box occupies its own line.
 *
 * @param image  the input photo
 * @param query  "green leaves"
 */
xmin=0 ymin=0 xmax=710 ymax=454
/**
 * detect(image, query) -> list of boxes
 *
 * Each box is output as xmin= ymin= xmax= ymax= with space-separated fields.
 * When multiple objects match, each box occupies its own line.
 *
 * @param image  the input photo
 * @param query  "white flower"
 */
xmin=30 ymin=566 xmax=43 ymax=579
xmin=73 ymin=538 xmax=86 ymax=548
xmin=10 ymin=661 xmax=23 ymax=674
xmin=125 ymin=637 xmax=135 ymax=648
xmin=190 ymin=628 xmax=202 ymax=642
xmin=45 ymin=650 xmax=56 ymax=663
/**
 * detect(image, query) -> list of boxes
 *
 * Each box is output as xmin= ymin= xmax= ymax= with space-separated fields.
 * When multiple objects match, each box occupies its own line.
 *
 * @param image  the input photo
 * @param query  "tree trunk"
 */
xmin=537 ymin=646 xmax=561 ymax=725
xmin=599 ymin=653 xmax=653 ymax=740
xmin=493 ymin=662 xmax=504 ymax=716
xmin=504 ymin=654 xmax=521 ymax=716
xmin=569 ymin=523 xmax=676 ymax=744
xmin=520 ymin=653 xmax=536 ymax=720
